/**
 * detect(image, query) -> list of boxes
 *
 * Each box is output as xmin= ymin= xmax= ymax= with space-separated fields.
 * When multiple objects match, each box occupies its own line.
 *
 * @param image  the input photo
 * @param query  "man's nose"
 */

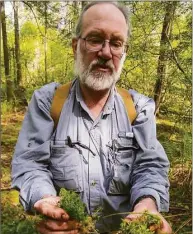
xmin=98 ymin=41 xmax=112 ymax=60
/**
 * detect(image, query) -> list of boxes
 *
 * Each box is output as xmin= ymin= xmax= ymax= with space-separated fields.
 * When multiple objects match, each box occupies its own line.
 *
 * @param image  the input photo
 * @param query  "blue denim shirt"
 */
xmin=11 ymin=79 xmax=169 ymax=232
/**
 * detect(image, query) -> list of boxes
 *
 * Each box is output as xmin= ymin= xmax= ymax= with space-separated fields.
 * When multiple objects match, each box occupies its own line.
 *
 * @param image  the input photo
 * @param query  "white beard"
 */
xmin=74 ymin=43 xmax=126 ymax=91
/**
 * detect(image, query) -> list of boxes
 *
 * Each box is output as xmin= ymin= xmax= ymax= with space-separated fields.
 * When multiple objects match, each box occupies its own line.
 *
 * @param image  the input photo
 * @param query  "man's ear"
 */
xmin=72 ymin=38 xmax=78 ymax=59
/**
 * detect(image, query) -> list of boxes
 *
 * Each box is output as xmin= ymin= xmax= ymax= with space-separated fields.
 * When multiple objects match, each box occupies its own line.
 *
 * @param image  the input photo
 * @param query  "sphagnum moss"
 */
xmin=118 ymin=211 xmax=163 ymax=234
xmin=59 ymin=188 xmax=99 ymax=234
xmin=59 ymin=188 xmax=86 ymax=222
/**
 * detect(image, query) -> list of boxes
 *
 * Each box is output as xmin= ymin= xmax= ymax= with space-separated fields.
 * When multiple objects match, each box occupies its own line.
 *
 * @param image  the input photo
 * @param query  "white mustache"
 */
xmin=89 ymin=59 xmax=115 ymax=72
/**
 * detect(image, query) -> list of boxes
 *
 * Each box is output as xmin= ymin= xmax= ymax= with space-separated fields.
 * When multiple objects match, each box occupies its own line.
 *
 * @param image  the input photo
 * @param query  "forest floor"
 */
xmin=1 ymin=110 xmax=192 ymax=233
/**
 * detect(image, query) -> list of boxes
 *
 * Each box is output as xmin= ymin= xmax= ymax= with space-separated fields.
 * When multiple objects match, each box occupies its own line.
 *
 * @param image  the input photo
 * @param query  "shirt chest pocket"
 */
xmin=107 ymin=137 xmax=138 ymax=195
xmin=49 ymin=142 xmax=83 ymax=192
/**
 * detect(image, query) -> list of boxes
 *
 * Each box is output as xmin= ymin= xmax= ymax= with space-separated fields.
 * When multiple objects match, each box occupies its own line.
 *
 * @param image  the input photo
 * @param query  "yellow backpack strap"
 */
xmin=116 ymin=87 xmax=137 ymax=124
xmin=50 ymin=82 xmax=72 ymax=130
xmin=50 ymin=82 xmax=136 ymax=129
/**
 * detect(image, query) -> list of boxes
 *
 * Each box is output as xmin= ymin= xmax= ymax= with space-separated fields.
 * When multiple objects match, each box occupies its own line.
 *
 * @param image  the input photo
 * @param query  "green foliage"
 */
xmin=59 ymin=188 xmax=86 ymax=222
xmin=1 ymin=101 xmax=14 ymax=114
xmin=119 ymin=211 xmax=162 ymax=234
xmin=181 ymin=131 xmax=192 ymax=161
xmin=159 ymin=127 xmax=192 ymax=165
xmin=16 ymin=219 xmax=39 ymax=234
xmin=59 ymin=188 xmax=99 ymax=234
xmin=21 ymin=21 xmax=38 ymax=38
xmin=80 ymin=216 xmax=99 ymax=234
xmin=1 ymin=221 xmax=20 ymax=234
xmin=3 ymin=1 xmax=192 ymax=122
xmin=1 ymin=202 xmax=39 ymax=234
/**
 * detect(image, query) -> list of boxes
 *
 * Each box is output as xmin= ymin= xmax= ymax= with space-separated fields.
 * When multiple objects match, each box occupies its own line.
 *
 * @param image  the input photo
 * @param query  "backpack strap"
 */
xmin=50 ymin=82 xmax=72 ymax=130
xmin=50 ymin=82 xmax=137 ymax=130
xmin=116 ymin=87 xmax=137 ymax=124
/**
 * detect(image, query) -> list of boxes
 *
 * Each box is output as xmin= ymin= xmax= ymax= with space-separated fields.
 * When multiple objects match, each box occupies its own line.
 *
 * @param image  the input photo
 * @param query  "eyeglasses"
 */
xmin=79 ymin=37 xmax=128 ymax=57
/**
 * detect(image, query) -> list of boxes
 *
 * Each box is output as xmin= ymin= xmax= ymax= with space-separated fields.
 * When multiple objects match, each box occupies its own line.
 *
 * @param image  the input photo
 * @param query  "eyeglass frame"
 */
xmin=79 ymin=36 xmax=128 ymax=56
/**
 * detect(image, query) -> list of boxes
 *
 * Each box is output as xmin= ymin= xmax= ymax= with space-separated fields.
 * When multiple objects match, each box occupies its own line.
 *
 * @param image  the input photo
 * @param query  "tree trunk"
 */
xmin=12 ymin=48 xmax=17 ymax=85
xmin=154 ymin=2 xmax=177 ymax=115
xmin=13 ymin=1 xmax=22 ymax=86
xmin=1 ymin=2 xmax=14 ymax=101
xmin=44 ymin=1 xmax=48 ymax=84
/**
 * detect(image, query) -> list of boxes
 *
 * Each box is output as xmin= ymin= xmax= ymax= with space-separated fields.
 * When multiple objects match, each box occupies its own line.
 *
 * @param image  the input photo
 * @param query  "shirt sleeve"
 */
xmin=11 ymin=82 xmax=59 ymax=212
xmin=129 ymin=90 xmax=170 ymax=212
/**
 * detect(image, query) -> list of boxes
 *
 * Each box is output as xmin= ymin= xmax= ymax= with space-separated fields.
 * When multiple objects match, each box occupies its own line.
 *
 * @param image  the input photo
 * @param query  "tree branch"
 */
xmin=166 ymin=34 xmax=191 ymax=84
xmin=22 ymin=1 xmax=44 ymax=38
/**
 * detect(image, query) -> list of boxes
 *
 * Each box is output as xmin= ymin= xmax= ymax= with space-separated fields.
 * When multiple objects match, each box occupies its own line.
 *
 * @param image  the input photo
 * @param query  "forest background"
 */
xmin=1 ymin=1 xmax=192 ymax=233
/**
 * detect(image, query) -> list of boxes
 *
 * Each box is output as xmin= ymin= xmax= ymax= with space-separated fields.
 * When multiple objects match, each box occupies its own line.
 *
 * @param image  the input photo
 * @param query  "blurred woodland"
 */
xmin=1 ymin=1 xmax=192 ymax=233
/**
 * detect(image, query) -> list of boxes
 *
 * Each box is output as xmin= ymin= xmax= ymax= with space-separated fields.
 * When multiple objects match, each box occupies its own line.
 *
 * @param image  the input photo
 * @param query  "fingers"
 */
xmin=34 ymin=196 xmax=80 ymax=234
xmin=36 ymin=201 xmax=69 ymax=220
xmin=42 ymin=203 xmax=69 ymax=220
xmin=37 ymin=220 xmax=80 ymax=234
xmin=125 ymin=212 xmax=141 ymax=221
xmin=157 ymin=217 xmax=172 ymax=234
xmin=34 ymin=196 xmax=69 ymax=220
xmin=37 ymin=224 xmax=79 ymax=234
xmin=44 ymin=219 xmax=80 ymax=230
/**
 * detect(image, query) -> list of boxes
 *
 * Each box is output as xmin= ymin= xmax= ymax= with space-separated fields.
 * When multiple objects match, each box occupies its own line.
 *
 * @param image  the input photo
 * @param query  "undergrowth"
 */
xmin=1 ymin=202 xmax=40 ymax=234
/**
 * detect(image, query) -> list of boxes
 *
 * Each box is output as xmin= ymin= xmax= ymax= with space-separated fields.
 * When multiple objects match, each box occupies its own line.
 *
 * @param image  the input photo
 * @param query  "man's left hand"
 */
xmin=125 ymin=197 xmax=172 ymax=234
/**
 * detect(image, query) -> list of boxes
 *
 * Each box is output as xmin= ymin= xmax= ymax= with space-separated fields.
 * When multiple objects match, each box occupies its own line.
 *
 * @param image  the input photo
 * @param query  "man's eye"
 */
xmin=88 ymin=38 xmax=103 ymax=45
xmin=111 ymin=41 xmax=123 ymax=48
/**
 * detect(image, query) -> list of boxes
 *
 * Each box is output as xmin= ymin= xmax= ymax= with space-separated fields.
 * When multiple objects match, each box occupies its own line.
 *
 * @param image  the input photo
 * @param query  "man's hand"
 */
xmin=34 ymin=196 xmax=80 ymax=234
xmin=125 ymin=197 xmax=172 ymax=234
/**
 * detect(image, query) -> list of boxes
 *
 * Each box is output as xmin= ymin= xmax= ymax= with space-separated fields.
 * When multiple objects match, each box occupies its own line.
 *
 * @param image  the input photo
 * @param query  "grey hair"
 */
xmin=75 ymin=1 xmax=131 ymax=38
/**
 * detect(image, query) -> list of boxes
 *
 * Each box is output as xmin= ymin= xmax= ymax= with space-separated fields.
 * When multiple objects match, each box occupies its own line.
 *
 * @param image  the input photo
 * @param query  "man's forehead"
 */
xmin=83 ymin=3 xmax=126 ymax=23
xmin=81 ymin=3 xmax=128 ymax=37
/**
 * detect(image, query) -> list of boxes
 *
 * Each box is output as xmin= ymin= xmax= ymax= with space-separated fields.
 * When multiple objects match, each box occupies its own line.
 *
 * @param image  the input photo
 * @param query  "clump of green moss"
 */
xmin=16 ymin=219 xmax=39 ymax=234
xmin=59 ymin=188 xmax=99 ymax=234
xmin=1 ymin=202 xmax=40 ymax=234
xmin=118 ymin=211 xmax=162 ymax=234
xmin=59 ymin=188 xmax=86 ymax=222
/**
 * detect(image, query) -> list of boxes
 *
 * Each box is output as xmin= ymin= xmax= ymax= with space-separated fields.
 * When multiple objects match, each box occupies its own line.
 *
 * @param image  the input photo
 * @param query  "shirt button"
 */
xmin=91 ymin=180 xmax=97 ymax=186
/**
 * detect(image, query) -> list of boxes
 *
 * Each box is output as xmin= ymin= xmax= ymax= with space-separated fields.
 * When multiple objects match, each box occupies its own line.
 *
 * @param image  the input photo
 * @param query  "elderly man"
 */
xmin=12 ymin=2 xmax=172 ymax=234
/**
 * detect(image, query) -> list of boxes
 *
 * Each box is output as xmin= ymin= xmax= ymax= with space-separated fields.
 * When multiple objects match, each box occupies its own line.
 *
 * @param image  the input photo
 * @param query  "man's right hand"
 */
xmin=34 ymin=196 xmax=80 ymax=234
